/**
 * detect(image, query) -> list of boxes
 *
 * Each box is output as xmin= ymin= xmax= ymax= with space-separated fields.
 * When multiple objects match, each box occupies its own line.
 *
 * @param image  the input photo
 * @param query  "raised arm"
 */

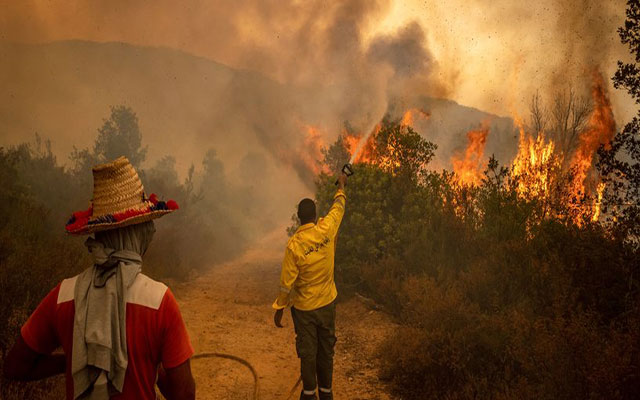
xmin=317 ymin=188 xmax=347 ymax=239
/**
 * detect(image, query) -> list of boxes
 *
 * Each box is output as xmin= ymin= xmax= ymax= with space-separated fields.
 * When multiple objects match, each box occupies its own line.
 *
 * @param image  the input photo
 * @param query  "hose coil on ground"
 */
xmin=192 ymin=352 xmax=260 ymax=400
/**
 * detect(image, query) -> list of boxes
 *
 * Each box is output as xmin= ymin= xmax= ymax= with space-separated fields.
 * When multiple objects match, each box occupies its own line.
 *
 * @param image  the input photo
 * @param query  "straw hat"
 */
xmin=65 ymin=156 xmax=178 ymax=235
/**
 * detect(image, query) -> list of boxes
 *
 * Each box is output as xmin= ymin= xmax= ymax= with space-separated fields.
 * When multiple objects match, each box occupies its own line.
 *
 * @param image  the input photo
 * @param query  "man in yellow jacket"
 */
xmin=273 ymin=174 xmax=348 ymax=400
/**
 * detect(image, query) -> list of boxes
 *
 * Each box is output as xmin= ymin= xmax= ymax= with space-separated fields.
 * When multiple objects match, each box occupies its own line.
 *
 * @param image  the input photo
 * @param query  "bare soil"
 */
xmin=172 ymin=230 xmax=396 ymax=400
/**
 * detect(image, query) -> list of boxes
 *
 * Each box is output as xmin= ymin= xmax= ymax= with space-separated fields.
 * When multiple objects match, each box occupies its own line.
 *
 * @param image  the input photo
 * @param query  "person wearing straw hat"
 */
xmin=3 ymin=156 xmax=195 ymax=400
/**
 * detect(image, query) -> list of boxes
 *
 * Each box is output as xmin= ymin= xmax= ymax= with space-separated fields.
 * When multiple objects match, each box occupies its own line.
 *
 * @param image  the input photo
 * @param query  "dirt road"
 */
xmin=172 ymin=230 xmax=395 ymax=400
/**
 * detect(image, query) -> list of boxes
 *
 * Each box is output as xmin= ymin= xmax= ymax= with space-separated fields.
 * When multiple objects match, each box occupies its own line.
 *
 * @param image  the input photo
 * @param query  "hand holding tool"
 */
xmin=334 ymin=163 xmax=354 ymax=186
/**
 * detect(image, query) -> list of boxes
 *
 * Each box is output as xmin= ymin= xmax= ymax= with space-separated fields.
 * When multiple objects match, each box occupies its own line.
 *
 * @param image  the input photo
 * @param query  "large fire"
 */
xmin=451 ymin=122 xmax=490 ymax=186
xmin=511 ymin=130 xmax=559 ymax=200
xmin=570 ymin=72 xmax=616 ymax=196
xmin=508 ymin=71 xmax=615 ymax=222
xmin=299 ymin=75 xmax=615 ymax=223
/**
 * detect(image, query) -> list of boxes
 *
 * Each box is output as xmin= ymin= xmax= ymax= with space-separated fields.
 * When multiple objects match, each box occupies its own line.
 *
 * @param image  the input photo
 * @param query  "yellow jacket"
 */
xmin=273 ymin=189 xmax=346 ymax=311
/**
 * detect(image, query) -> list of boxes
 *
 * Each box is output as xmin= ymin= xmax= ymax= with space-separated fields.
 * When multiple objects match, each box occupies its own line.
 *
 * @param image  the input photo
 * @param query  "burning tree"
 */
xmin=292 ymin=7 xmax=640 ymax=394
xmin=308 ymin=94 xmax=638 ymax=399
xmin=446 ymin=72 xmax=616 ymax=225
xmin=451 ymin=122 xmax=490 ymax=187
xmin=310 ymin=118 xmax=441 ymax=281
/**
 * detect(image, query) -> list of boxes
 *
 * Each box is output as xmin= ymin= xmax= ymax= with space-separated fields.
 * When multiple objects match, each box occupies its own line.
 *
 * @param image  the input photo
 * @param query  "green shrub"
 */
xmin=0 ymin=107 xmax=255 ymax=398
xmin=0 ymin=147 xmax=87 ymax=399
xmin=311 ymin=119 xmax=640 ymax=399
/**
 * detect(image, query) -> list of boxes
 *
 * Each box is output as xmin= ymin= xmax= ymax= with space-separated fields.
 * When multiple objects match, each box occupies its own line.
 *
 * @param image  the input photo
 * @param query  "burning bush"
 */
xmin=311 ymin=115 xmax=639 ymax=399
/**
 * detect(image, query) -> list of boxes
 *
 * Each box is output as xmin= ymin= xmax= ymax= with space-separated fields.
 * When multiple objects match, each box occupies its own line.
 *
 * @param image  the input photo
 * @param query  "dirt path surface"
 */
xmin=172 ymin=230 xmax=396 ymax=400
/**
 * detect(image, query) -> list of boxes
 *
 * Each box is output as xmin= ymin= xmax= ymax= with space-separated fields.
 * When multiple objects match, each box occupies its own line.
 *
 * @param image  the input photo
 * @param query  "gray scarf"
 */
xmin=72 ymin=221 xmax=155 ymax=399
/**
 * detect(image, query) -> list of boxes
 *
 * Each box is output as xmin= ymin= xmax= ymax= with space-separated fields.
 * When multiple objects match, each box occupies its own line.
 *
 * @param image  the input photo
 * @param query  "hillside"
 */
xmin=0 ymin=40 xmax=517 ymax=178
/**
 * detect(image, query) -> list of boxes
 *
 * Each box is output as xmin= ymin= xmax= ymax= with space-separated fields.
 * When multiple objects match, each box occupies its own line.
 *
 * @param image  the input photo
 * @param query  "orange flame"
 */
xmin=571 ymin=72 xmax=616 ymax=195
xmin=512 ymin=131 xmax=558 ymax=199
xmin=451 ymin=123 xmax=490 ymax=186
xmin=508 ymin=71 xmax=615 ymax=223
xmin=401 ymin=108 xmax=430 ymax=127
xmin=343 ymin=132 xmax=361 ymax=156
xmin=346 ymin=108 xmax=427 ymax=165
xmin=591 ymin=182 xmax=605 ymax=222
xmin=299 ymin=125 xmax=328 ymax=175
xmin=344 ymin=123 xmax=381 ymax=164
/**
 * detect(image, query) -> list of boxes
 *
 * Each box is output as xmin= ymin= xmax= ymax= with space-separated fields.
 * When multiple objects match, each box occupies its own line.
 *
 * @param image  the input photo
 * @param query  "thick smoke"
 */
xmin=0 ymin=0 xmax=634 ymax=194
xmin=1 ymin=0 xmax=445 ymax=187
xmin=442 ymin=0 xmax=630 ymax=118
xmin=1 ymin=0 xmax=632 ymax=118
xmin=0 ymin=1 xmax=448 ymax=277
xmin=368 ymin=22 xmax=434 ymax=78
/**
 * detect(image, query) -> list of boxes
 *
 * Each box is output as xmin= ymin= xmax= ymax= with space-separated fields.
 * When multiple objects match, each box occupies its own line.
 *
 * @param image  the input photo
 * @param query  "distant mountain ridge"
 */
xmin=0 ymin=40 xmax=518 ymax=175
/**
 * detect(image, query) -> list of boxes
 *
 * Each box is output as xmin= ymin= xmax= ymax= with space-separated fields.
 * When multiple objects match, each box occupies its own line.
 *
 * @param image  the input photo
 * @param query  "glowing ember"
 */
xmin=451 ymin=122 xmax=490 ymax=186
xmin=591 ymin=182 xmax=605 ymax=222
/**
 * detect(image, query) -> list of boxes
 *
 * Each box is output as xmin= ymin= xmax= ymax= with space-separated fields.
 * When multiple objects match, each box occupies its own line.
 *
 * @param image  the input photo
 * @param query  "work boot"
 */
xmin=318 ymin=388 xmax=333 ymax=400
xmin=299 ymin=390 xmax=317 ymax=400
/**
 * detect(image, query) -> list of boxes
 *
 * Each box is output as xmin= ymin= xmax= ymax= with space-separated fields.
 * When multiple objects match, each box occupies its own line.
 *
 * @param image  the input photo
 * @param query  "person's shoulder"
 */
xmin=287 ymin=229 xmax=307 ymax=249
xmin=126 ymin=274 xmax=169 ymax=310
xmin=286 ymin=233 xmax=298 ymax=247
xmin=57 ymin=272 xmax=82 ymax=304
xmin=287 ymin=231 xmax=311 ymax=252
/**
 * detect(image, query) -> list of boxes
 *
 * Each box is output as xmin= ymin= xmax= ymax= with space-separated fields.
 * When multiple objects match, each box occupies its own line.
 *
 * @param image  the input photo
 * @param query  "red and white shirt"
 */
xmin=21 ymin=273 xmax=194 ymax=400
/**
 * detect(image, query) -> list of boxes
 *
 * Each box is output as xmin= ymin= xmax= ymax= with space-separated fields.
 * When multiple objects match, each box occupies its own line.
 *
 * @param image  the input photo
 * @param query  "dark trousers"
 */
xmin=291 ymin=301 xmax=337 ymax=391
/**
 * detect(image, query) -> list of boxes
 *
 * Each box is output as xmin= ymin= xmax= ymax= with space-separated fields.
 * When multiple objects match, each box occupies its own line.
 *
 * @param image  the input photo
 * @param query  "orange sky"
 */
xmin=0 ymin=0 xmax=634 ymax=121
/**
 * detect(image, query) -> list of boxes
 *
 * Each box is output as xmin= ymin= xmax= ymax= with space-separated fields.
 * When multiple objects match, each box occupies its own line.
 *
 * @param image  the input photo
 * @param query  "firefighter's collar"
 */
xmin=296 ymin=222 xmax=315 ymax=233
